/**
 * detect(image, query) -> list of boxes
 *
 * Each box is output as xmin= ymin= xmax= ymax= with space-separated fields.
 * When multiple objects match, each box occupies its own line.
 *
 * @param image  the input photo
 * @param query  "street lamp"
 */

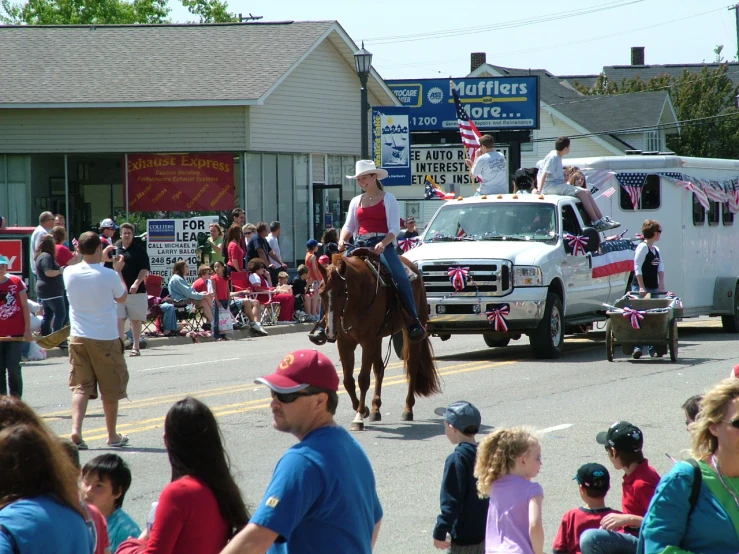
xmin=354 ymin=42 xmax=373 ymax=159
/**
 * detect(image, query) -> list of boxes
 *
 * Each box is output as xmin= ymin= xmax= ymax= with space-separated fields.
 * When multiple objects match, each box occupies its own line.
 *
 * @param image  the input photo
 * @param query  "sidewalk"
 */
xmin=42 ymin=322 xmax=315 ymax=359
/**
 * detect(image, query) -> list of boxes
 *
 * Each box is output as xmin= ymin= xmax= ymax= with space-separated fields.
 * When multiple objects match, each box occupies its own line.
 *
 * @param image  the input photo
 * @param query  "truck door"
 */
xmin=561 ymin=204 xmax=609 ymax=315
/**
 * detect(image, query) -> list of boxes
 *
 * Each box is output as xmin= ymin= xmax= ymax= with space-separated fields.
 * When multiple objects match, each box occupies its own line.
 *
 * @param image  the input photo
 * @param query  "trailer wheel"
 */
xmin=530 ymin=293 xmax=564 ymax=359
xmin=669 ymin=319 xmax=679 ymax=362
xmin=483 ymin=336 xmax=511 ymax=348
xmin=605 ymin=320 xmax=614 ymax=362
xmin=721 ymin=284 xmax=739 ymax=333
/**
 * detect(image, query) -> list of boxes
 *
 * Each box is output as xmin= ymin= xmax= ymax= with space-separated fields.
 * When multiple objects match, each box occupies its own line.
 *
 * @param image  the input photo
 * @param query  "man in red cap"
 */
xmin=221 ymin=349 xmax=383 ymax=554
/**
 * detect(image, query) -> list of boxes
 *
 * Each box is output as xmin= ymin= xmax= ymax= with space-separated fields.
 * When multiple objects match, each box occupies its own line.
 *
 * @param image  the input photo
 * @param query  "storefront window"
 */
xmin=1 ymin=155 xmax=31 ymax=227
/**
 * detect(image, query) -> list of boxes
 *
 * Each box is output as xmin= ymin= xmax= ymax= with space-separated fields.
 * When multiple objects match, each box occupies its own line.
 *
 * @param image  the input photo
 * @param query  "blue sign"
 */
xmin=372 ymin=106 xmax=412 ymax=186
xmin=386 ymin=77 xmax=540 ymax=131
xmin=148 ymin=220 xmax=175 ymax=242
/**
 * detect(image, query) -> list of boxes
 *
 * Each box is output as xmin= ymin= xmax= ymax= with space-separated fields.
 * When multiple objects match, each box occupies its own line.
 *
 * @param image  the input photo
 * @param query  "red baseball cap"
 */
xmin=255 ymin=350 xmax=339 ymax=393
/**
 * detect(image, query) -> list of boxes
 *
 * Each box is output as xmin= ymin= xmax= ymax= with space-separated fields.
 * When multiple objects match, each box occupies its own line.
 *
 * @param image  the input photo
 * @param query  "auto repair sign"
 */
xmin=0 ymin=240 xmax=22 ymax=274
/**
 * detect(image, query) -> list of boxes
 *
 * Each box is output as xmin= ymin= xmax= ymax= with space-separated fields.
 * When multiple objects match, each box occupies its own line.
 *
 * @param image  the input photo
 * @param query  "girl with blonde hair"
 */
xmin=638 ymin=378 xmax=739 ymax=553
xmin=474 ymin=427 xmax=544 ymax=554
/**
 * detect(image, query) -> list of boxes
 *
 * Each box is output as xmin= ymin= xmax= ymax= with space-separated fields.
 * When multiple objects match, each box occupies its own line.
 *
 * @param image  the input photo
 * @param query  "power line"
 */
xmin=364 ymin=0 xmax=643 ymax=45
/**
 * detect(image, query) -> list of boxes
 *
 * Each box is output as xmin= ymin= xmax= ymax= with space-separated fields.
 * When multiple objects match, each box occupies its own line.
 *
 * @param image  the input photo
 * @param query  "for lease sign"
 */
xmin=147 ymin=216 xmax=218 ymax=282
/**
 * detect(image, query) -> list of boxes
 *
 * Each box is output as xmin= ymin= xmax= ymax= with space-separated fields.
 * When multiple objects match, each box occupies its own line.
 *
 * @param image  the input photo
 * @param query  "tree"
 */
xmin=574 ymin=64 xmax=739 ymax=159
xmin=0 ymin=0 xmax=237 ymax=24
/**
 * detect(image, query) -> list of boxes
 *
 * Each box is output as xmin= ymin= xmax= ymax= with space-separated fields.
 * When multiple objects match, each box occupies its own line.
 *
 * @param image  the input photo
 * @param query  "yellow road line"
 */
xmin=63 ymin=360 xmax=515 ymax=442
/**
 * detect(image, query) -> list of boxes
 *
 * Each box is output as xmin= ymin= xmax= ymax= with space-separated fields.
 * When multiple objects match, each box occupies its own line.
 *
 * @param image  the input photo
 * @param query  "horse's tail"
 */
xmin=404 ymin=278 xmax=440 ymax=397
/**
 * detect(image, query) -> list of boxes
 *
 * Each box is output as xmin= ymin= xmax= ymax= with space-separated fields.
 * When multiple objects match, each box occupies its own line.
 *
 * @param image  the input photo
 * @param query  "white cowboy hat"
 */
xmin=346 ymin=160 xmax=389 ymax=180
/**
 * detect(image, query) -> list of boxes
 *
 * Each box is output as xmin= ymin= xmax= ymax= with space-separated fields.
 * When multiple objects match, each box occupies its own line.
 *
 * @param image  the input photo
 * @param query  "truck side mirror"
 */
xmin=581 ymin=227 xmax=601 ymax=253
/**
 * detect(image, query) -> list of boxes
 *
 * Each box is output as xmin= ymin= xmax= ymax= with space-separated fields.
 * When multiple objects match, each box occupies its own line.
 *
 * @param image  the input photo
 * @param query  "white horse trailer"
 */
xmin=567 ymin=154 xmax=739 ymax=331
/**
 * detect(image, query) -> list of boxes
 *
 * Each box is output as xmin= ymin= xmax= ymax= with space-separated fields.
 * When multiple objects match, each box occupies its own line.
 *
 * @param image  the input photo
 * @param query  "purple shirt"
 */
xmin=485 ymin=474 xmax=544 ymax=554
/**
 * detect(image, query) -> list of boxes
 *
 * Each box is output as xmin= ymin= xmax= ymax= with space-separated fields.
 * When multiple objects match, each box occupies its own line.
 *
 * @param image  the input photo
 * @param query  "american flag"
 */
xmin=582 ymin=169 xmax=615 ymax=192
xmin=591 ymin=239 xmax=635 ymax=278
xmin=424 ymin=175 xmax=447 ymax=200
xmin=726 ymin=178 xmax=739 ymax=213
xmin=450 ymin=81 xmax=482 ymax=158
xmin=616 ymin=173 xmax=648 ymax=209
xmin=703 ymin=180 xmax=728 ymax=203
xmin=672 ymin=177 xmax=710 ymax=210
xmin=597 ymin=186 xmax=616 ymax=199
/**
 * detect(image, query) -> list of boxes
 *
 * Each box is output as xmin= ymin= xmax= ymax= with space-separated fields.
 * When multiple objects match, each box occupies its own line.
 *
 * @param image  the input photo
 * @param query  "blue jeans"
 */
xmin=160 ymin=303 xmax=177 ymax=332
xmin=580 ymin=529 xmax=638 ymax=554
xmin=0 ymin=341 xmax=23 ymax=397
xmin=366 ymin=236 xmax=418 ymax=320
xmin=40 ymin=296 xmax=67 ymax=342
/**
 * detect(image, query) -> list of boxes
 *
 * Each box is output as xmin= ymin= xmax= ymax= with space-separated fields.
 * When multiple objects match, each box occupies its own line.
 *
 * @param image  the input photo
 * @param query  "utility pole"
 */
xmin=730 ymin=4 xmax=739 ymax=61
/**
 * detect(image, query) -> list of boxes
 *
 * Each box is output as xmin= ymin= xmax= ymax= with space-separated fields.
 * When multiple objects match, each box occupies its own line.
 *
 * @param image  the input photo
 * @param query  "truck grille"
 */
xmin=417 ymin=261 xmax=512 ymax=296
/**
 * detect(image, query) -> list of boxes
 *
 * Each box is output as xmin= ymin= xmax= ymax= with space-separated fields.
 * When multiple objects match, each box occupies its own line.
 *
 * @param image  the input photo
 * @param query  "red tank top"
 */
xmin=357 ymin=199 xmax=388 ymax=234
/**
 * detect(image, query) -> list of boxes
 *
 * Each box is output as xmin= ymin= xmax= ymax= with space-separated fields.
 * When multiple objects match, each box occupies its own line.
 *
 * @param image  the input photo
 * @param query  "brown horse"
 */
xmin=316 ymin=250 xmax=440 ymax=431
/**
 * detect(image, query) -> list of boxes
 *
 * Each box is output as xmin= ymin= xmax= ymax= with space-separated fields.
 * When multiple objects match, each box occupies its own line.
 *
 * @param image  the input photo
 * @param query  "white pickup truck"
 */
xmin=404 ymin=154 xmax=739 ymax=359
xmin=404 ymin=194 xmax=625 ymax=358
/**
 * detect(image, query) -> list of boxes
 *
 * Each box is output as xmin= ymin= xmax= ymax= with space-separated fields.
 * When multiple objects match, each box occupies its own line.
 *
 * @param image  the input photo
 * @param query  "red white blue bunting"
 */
xmin=564 ymin=233 xmax=589 ymax=256
xmin=486 ymin=304 xmax=510 ymax=331
xmin=448 ymin=266 xmax=470 ymax=292
xmin=398 ymin=236 xmax=420 ymax=253
xmin=622 ymin=307 xmax=646 ymax=330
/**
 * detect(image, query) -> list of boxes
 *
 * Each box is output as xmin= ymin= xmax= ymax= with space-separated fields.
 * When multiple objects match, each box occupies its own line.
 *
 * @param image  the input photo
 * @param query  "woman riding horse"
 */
xmin=309 ymin=160 xmax=426 ymax=345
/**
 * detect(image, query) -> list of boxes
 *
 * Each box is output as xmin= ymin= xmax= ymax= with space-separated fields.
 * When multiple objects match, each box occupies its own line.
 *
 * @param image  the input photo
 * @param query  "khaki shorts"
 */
xmin=543 ymin=182 xmax=581 ymax=197
xmin=68 ymin=336 xmax=129 ymax=401
xmin=116 ymin=293 xmax=148 ymax=321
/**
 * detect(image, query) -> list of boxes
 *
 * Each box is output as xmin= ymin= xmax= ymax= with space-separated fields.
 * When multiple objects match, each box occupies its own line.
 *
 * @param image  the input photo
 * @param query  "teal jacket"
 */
xmin=638 ymin=461 xmax=739 ymax=554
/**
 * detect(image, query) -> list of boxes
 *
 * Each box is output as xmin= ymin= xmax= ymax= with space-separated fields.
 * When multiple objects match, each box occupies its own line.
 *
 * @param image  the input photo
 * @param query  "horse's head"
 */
xmin=320 ymin=257 xmax=356 ymax=341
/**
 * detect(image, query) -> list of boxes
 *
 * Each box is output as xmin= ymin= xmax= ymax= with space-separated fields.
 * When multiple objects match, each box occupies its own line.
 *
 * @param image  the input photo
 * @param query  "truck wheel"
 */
xmin=483 ymin=336 xmax=510 ymax=348
xmin=530 ymin=293 xmax=564 ymax=359
xmin=605 ymin=320 xmax=614 ymax=362
xmin=392 ymin=331 xmax=404 ymax=359
xmin=669 ymin=319 xmax=679 ymax=362
xmin=721 ymin=284 xmax=739 ymax=333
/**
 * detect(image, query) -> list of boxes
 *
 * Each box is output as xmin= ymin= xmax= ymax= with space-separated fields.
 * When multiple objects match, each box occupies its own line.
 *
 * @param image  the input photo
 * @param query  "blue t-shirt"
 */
xmin=251 ymin=425 xmax=383 ymax=554
xmin=107 ymin=507 xmax=141 ymax=552
xmin=0 ymin=495 xmax=95 ymax=554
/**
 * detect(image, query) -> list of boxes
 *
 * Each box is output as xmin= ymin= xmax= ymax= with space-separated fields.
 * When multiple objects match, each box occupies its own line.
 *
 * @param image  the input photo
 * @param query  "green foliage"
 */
xmin=574 ymin=64 xmax=739 ymax=159
xmin=0 ymin=0 xmax=236 ymax=24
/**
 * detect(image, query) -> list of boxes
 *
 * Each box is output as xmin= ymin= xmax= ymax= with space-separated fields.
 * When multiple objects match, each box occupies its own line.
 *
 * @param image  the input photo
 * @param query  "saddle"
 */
xmin=347 ymin=248 xmax=417 ymax=286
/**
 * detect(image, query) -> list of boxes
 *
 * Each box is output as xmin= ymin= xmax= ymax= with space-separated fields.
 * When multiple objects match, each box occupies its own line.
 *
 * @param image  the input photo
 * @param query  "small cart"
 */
xmin=605 ymin=296 xmax=680 ymax=362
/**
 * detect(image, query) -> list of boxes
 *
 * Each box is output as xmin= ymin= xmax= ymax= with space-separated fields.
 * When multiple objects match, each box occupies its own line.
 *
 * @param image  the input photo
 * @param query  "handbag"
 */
xmin=217 ymin=309 xmax=235 ymax=332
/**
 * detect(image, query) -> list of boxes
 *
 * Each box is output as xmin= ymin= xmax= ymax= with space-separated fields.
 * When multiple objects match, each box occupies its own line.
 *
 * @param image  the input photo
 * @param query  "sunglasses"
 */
xmin=656 ymin=229 xmax=663 ymax=233
xmin=271 ymin=390 xmax=316 ymax=404
xmin=245 ymin=231 xmax=253 ymax=235
xmin=726 ymin=418 xmax=739 ymax=429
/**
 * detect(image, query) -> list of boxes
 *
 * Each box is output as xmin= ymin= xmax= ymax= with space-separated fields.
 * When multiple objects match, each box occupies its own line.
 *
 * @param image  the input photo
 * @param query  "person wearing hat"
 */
xmin=338 ymin=160 xmax=425 ymax=341
xmin=99 ymin=218 xmax=118 ymax=249
xmin=0 ymin=254 xmax=32 ymax=397
xmin=395 ymin=216 xmax=420 ymax=255
xmin=432 ymin=401 xmax=488 ymax=553
xmin=553 ymin=463 xmax=621 ymax=554
xmin=220 ymin=349 xmax=383 ymax=554
xmin=580 ymin=421 xmax=660 ymax=554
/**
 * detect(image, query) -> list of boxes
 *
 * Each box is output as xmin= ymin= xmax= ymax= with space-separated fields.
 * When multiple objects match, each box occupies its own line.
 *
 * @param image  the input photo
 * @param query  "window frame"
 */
xmin=618 ymin=174 xmax=661 ymax=211
xmin=723 ymin=202 xmax=735 ymax=226
xmin=692 ymin=193 xmax=706 ymax=226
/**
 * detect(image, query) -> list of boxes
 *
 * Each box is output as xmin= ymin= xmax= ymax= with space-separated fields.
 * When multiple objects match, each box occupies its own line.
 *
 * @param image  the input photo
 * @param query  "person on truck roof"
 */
xmin=536 ymin=137 xmax=620 ymax=233
xmin=466 ymin=135 xmax=509 ymax=196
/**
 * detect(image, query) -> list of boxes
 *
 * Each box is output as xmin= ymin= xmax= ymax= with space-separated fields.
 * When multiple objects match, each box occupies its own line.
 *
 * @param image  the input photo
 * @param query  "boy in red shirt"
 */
xmin=0 ymin=254 xmax=32 ymax=398
xmin=580 ymin=421 xmax=660 ymax=554
xmin=553 ymin=463 xmax=621 ymax=554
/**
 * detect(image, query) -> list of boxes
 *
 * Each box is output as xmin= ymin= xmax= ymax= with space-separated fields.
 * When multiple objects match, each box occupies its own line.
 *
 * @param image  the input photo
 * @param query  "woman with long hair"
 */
xmin=117 ymin=397 xmax=249 ymax=554
xmin=224 ymin=224 xmax=245 ymax=272
xmin=34 ymin=234 xmax=68 ymax=347
xmin=0 ymin=423 xmax=95 ymax=553
xmin=208 ymin=224 xmax=225 ymax=264
xmin=52 ymin=226 xmax=79 ymax=268
xmin=638 ymin=378 xmax=739 ymax=553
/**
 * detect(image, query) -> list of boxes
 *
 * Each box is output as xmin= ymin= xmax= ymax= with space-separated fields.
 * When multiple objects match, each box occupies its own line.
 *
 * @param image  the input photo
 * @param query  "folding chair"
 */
xmin=243 ymin=272 xmax=281 ymax=327
xmin=143 ymin=275 xmax=164 ymax=334
xmin=229 ymin=271 xmax=252 ymax=329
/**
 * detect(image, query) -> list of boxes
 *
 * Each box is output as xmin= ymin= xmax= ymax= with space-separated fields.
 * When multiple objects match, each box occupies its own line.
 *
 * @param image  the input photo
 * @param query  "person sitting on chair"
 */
xmin=167 ymin=261 xmax=214 ymax=330
xmin=309 ymin=160 xmax=426 ymax=345
xmin=247 ymin=259 xmax=295 ymax=323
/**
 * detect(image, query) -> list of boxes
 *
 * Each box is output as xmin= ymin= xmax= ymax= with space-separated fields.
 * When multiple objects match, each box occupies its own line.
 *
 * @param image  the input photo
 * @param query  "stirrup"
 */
xmin=308 ymin=328 xmax=327 ymax=346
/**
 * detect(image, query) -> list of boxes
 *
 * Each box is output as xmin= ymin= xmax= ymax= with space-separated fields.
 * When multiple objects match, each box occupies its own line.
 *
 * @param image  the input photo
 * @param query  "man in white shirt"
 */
xmin=536 ymin=136 xmax=620 ymax=232
xmin=64 ymin=231 xmax=130 ymax=450
xmin=466 ymin=135 xmax=509 ymax=195
xmin=30 ymin=211 xmax=55 ymax=275
xmin=266 ymin=221 xmax=287 ymax=284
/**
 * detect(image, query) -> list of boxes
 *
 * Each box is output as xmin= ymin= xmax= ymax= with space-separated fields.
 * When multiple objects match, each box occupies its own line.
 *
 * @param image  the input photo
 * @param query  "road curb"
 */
xmin=41 ymin=323 xmax=315 ymax=359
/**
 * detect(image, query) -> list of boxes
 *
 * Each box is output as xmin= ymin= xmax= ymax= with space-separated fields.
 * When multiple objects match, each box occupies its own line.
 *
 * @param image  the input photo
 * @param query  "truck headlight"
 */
xmin=513 ymin=266 xmax=543 ymax=287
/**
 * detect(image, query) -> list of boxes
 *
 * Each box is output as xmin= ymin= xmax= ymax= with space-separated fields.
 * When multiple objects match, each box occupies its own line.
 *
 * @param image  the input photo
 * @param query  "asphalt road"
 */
xmin=22 ymin=318 xmax=739 ymax=553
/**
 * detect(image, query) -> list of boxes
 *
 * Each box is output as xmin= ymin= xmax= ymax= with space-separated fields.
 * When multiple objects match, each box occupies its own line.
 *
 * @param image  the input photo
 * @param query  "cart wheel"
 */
xmin=605 ymin=320 xmax=615 ymax=362
xmin=669 ymin=319 xmax=679 ymax=362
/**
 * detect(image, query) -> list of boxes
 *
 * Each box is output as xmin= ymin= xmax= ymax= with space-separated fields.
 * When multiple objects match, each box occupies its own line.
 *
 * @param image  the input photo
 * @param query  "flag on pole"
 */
xmin=600 ymin=186 xmax=616 ymax=199
xmin=450 ymin=82 xmax=482 ymax=158
xmin=424 ymin=175 xmax=454 ymax=200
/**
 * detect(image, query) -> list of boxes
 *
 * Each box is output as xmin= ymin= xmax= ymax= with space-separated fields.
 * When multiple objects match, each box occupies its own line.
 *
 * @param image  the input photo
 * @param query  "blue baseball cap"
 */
xmin=444 ymin=401 xmax=481 ymax=433
xmin=0 ymin=255 xmax=9 ymax=265
xmin=306 ymin=239 xmax=321 ymax=249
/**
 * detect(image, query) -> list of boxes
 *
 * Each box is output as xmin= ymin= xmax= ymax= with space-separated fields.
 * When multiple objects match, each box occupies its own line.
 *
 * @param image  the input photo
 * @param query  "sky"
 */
xmin=168 ymin=0 xmax=739 ymax=79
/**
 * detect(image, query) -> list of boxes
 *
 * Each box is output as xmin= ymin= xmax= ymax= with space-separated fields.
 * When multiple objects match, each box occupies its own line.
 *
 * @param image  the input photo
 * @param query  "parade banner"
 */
xmin=387 ymin=77 xmax=540 ymax=132
xmin=127 ymin=153 xmax=235 ymax=212
xmin=411 ymin=145 xmax=509 ymax=188
xmin=372 ymin=106 xmax=412 ymax=186
xmin=147 ymin=216 xmax=218 ymax=282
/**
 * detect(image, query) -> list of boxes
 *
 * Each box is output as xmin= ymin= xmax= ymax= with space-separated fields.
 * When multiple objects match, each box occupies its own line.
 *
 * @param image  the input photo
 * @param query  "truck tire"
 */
xmin=483 ymin=336 xmax=511 ymax=348
xmin=530 ymin=293 xmax=564 ymax=359
xmin=721 ymin=284 xmax=739 ymax=333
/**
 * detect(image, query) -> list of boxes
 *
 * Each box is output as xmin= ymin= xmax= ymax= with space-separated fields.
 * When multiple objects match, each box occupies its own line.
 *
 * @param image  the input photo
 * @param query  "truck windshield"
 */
xmin=424 ymin=203 xmax=558 ymax=242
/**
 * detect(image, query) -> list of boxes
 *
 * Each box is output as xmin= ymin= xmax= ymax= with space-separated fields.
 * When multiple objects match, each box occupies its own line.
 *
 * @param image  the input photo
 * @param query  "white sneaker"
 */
xmin=603 ymin=217 xmax=621 ymax=230
xmin=251 ymin=322 xmax=269 ymax=336
xmin=593 ymin=219 xmax=609 ymax=232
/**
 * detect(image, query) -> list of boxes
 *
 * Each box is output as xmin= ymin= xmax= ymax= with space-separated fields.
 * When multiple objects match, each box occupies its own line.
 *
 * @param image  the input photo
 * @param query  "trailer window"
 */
xmin=693 ymin=194 xmax=705 ymax=226
xmin=619 ymin=174 xmax=660 ymax=210
xmin=708 ymin=201 xmax=720 ymax=226
xmin=723 ymin=203 xmax=735 ymax=226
